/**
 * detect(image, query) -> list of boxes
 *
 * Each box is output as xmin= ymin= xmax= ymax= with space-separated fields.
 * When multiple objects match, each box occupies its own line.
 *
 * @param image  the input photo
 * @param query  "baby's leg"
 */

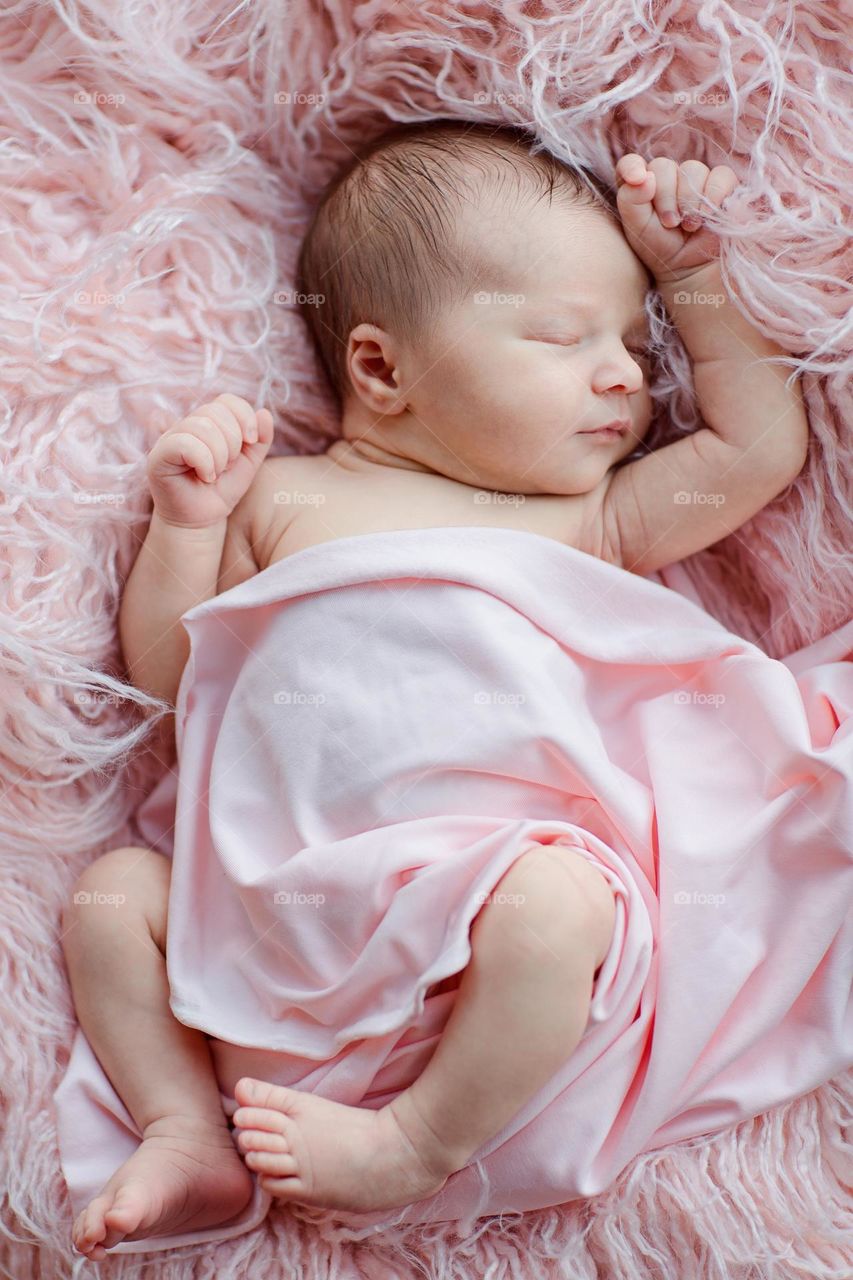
xmin=60 ymin=846 xmax=253 ymax=1260
xmin=231 ymin=842 xmax=615 ymax=1214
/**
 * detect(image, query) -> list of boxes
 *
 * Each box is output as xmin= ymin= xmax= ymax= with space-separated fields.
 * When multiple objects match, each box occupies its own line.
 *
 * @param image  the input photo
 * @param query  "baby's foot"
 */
xmin=233 ymin=1077 xmax=465 ymax=1213
xmin=71 ymin=1114 xmax=254 ymax=1261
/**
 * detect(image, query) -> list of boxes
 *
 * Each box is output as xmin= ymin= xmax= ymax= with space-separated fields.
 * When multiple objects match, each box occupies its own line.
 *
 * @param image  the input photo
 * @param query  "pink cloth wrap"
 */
xmin=53 ymin=526 xmax=853 ymax=1254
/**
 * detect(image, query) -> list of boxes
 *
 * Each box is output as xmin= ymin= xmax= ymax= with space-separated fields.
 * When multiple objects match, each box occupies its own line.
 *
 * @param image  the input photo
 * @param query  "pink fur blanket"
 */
xmin=1 ymin=2 xmax=850 ymax=1278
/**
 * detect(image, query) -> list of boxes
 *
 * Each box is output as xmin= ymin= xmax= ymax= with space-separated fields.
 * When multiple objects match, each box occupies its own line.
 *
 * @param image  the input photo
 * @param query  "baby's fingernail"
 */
xmin=661 ymin=211 xmax=680 ymax=228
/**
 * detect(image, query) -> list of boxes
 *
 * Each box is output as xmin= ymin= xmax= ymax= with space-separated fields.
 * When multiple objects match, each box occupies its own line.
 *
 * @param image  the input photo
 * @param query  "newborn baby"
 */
xmin=63 ymin=120 xmax=809 ymax=1259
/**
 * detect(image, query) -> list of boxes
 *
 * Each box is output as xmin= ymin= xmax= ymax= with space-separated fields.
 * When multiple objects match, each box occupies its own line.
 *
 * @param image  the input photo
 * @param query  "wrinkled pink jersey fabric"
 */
xmin=54 ymin=527 xmax=853 ymax=1254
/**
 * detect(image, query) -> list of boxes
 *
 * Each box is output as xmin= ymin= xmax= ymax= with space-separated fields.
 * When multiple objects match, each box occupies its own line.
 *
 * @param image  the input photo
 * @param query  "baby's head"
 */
xmin=297 ymin=119 xmax=654 ymax=495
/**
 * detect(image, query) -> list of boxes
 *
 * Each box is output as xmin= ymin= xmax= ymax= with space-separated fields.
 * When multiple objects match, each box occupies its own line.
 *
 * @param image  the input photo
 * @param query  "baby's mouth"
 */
xmin=578 ymin=419 xmax=630 ymax=437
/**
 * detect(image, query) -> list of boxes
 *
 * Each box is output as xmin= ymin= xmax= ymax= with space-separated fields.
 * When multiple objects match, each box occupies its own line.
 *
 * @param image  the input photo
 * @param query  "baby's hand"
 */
xmin=615 ymin=154 xmax=738 ymax=285
xmin=147 ymin=393 xmax=274 ymax=529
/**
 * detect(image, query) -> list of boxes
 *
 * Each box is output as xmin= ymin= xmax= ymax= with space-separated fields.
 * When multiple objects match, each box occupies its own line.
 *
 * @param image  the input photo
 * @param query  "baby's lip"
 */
xmin=579 ymin=419 xmax=630 ymax=434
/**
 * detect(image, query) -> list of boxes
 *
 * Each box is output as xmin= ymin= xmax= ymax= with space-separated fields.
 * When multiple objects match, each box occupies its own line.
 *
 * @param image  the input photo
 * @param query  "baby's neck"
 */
xmin=326 ymin=436 xmax=440 ymax=478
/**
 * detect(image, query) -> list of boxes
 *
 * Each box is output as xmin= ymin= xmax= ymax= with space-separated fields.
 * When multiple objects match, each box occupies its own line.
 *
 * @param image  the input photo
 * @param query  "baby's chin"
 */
xmin=497 ymin=446 xmax=628 ymax=497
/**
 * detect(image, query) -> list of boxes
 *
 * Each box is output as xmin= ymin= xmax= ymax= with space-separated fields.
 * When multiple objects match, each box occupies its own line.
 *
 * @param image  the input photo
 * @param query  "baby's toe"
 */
xmin=237 ymin=1128 xmax=289 ymax=1154
xmin=102 ymin=1184 xmax=144 ymax=1232
xmin=233 ymin=1105 xmax=288 ymax=1135
xmin=244 ymin=1149 xmax=299 ymax=1177
xmin=259 ymin=1172 xmax=306 ymax=1200
xmin=77 ymin=1201 xmax=106 ymax=1248
xmin=235 ymin=1077 xmax=299 ymax=1113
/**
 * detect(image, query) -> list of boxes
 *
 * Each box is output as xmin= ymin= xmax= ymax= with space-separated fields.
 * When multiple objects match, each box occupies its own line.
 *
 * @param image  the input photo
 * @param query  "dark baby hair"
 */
xmin=295 ymin=118 xmax=618 ymax=403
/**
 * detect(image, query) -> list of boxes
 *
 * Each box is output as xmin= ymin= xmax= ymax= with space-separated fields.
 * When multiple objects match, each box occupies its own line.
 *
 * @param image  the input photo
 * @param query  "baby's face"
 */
xmin=398 ymin=194 xmax=654 ymax=496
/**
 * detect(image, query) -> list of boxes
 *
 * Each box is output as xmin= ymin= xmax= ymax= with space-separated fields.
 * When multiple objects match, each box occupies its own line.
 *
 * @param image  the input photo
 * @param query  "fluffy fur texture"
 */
xmin=0 ymin=1 xmax=850 ymax=1277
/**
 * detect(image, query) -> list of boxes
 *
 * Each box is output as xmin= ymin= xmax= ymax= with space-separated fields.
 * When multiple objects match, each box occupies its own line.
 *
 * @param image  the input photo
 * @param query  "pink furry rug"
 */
xmin=1 ymin=1 xmax=850 ymax=1277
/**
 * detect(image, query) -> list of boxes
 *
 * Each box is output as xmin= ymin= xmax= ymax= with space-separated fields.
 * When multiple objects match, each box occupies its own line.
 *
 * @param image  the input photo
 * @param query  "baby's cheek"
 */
xmin=628 ymin=412 xmax=654 ymax=451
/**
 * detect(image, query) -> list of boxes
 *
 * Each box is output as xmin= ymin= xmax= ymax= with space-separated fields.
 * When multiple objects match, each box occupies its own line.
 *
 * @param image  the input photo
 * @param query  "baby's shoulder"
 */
xmin=242 ymin=452 xmax=616 ymax=571
xmin=242 ymin=452 xmax=334 ymax=568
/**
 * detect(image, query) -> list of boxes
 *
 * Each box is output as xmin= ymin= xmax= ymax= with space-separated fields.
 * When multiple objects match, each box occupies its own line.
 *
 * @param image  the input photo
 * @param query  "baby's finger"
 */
xmin=615 ymin=154 xmax=648 ymax=186
xmin=677 ymin=160 xmax=710 ymax=230
xmin=156 ymin=432 xmax=218 ymax=484
xmin=648 ymin=157 xmax=680 ymax=227
xmin=254 ymin=408 xmax=275 ymax=445
xmin=177 ymin=417 xmax=232 ymax=476
xmin=214 ymin=393 xmax=260 ymax=444
xmin=704 ymin=164 xmax=739 ymax=210
xmin=192 ymin=401 xmax=245 ymax=462
xmin=615 ymin=157 xmax=656 ymax=211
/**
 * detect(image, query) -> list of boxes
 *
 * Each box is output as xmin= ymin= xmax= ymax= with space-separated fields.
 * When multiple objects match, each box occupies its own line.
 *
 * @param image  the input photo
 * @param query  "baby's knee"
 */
xmin=479 ymin=843 xmax=615 ymax=969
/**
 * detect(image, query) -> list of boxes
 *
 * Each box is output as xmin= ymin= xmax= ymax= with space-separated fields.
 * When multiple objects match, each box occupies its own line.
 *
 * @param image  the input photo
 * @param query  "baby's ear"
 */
xmin=346 ymin=324 xmax=408 ymax=415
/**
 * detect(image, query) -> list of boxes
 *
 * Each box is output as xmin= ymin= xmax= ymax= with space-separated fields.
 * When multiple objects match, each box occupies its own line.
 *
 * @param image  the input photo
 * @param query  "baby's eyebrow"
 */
xmin=539 ymin=296 xmax=594 ymax=316
xmin=535 ymin=297 xmax=649 ymax=327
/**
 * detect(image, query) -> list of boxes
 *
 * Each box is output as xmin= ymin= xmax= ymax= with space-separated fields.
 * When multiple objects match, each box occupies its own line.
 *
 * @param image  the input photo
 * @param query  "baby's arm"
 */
xmin=591 ymin=156 xmax=809 ymax=576
xmin=120 ymin=394 xmax=272 ymax=707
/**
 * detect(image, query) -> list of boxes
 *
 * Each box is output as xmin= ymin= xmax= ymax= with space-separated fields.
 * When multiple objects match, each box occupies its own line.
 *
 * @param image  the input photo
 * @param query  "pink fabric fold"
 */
xmin=54 ymin=526 xmax=853 ymax=1251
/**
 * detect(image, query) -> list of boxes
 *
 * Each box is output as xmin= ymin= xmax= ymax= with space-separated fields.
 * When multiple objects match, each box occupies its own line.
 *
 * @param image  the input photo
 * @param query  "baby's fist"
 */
xmin=615 ymin=154 xmax=738 ymax=284
xmin=147 ymin=393 xmax=274 ymax=529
